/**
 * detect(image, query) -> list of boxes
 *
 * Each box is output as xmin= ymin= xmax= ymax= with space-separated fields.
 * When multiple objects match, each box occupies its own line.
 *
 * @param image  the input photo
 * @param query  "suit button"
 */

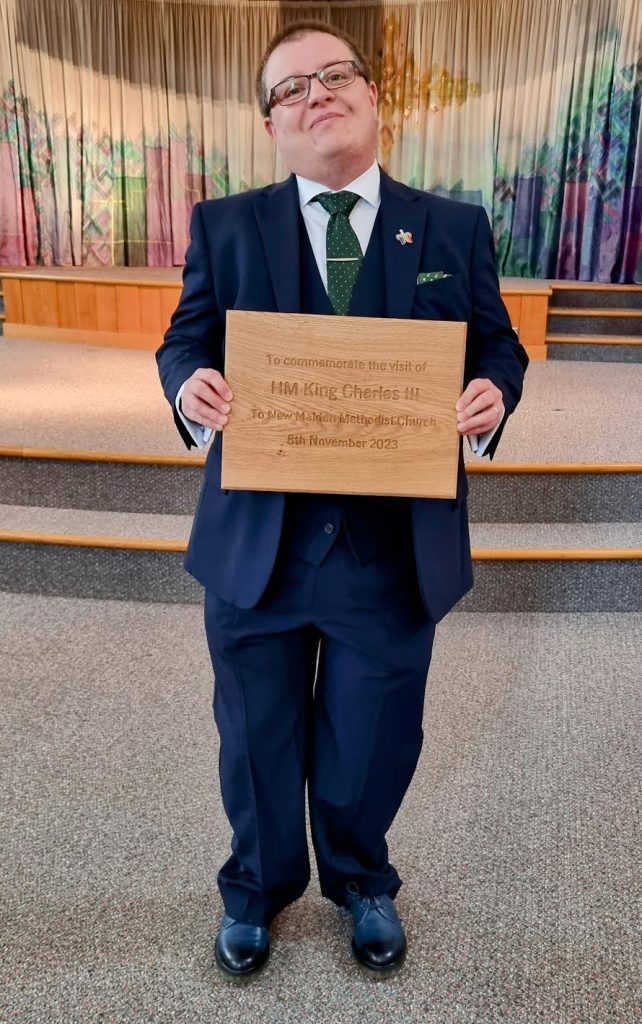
xmin=324 ymin=523 xmax=335 ymax=535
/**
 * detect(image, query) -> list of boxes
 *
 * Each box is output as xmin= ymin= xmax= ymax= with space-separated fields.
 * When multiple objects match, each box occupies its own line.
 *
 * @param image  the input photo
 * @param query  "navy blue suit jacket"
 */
xmin=157 ymin=171 xmax=528 ymax=622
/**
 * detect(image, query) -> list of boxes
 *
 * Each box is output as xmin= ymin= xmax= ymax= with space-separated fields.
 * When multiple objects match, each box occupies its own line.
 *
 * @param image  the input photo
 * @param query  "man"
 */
xmin=157 ymin=20 xmax=528 ymax=982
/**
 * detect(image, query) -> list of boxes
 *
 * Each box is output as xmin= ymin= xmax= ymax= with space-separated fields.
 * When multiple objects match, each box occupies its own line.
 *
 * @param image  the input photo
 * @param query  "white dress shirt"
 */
xmin=176 ymin=161 xmax=499 ymax=456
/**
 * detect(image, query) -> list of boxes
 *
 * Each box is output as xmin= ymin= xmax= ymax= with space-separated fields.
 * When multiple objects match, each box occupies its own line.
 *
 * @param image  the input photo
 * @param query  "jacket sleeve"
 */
xmin=156 ymin=202 xmax=225 ymax=448
xmin=464 ymin=207 xmax=529 ymax=459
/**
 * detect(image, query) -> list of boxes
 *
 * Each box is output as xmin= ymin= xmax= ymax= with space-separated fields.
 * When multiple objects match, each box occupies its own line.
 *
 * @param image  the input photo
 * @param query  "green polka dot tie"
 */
xmin=313 ymin=191 xmax=362 ymax=316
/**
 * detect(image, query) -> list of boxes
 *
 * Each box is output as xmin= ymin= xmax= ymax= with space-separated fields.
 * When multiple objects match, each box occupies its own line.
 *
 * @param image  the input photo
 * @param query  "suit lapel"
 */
xmin=379 ymin=170 xmax=428 ymax=320
xmin=251 ymin=170 xmax=429 ymax=318
xmin=253 ymin=175 xmax=301 ymax=313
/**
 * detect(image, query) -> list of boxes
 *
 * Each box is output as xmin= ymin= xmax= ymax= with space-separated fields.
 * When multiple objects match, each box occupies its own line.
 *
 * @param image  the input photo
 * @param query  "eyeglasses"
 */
xmin=268 ymin=60 xmax=364 ymax=110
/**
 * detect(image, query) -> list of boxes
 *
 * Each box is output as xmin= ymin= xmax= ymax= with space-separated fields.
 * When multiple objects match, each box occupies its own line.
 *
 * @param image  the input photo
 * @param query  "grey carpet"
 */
xmin=0 ymin=503 xmax=192 ymax=541
xmin=0 ymin=458 xmax=205 ymax=515
xmin=470 ymin=522 xmax=641 ymax=549
xmin=1 ymin=595 xmax=640 ymax=1023
xmin=547 ymin=343 xmax=642 ymax=363
xmin=547 ymin=313 xmax=642 ymax=335
xmin=466 ymin=471 xmax=642 ymax=523
xmin=2 ymin=542 xmax=640 ymax=611
xmin=1 ymin=509 xmax=639 ymax=611
xmin=0 ymin=543 xmax=199 ymax=604
xmin=2 ymin=459 xmax=641 ymax=523
xmin=458 ymin=559 xmax=641 ymax=612
xmin=2 ymin=338 xmax=642 ymax=463
xmin=3 ymin=506 xmax=640 ymax=550
xmin=549 ymin=290 xmax=642 ymax=310
xmin=0 ymin=337 xmax=194 ymax=457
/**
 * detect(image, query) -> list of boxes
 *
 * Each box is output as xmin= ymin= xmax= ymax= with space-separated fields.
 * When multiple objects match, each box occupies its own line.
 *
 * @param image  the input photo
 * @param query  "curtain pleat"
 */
xmin=0 ymin=0 xmax=639 ymax=280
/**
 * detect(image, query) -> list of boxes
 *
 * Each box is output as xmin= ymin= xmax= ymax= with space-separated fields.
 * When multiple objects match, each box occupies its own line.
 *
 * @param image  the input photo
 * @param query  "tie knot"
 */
xmin=313 ymin=190 xmax=360 ymax=217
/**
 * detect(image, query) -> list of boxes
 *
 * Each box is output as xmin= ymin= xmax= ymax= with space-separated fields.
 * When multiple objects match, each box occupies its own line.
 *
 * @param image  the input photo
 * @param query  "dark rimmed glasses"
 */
xmin=268 ymin=60 xmax=364 ymax=110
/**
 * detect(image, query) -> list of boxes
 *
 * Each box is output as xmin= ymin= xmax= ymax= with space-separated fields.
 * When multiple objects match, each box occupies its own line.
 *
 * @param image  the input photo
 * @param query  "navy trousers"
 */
xmin=204 ymin=532 xmax=436 ymax=926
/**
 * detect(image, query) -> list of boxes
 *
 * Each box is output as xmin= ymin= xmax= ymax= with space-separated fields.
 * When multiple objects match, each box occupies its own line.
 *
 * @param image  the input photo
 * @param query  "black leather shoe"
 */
xmin=346 ymin=885 xmax=406 ymax=974
xmin=214 ymin=915 xmax=270 ymax=981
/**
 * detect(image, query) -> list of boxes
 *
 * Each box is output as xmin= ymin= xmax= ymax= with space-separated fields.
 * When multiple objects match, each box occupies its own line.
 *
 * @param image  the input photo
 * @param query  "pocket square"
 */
xmin=417 ymin=271 xmax=452 ymax=284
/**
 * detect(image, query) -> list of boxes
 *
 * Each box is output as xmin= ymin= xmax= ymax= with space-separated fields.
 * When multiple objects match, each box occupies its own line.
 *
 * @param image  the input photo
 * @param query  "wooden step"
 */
xmin=546 ymin=336 xmax=642 ymax=363
xmin=545 ymin=335 xmax=642 ymax=346
xmin=1 ymin=449 xmax=640 ymax=523
xmin=466 ymin=461 xmax=642 ymax=473
xmin=551 ymin=282 xmax=642 ymax=292
xmin=549 ymin=283 xmax=642 ymax=311
xmin=1 ymin=516 xmax=639 ymax=611
xmin=0 ymin=530 xmax=186 ymax=551
xmin=549 ymin=308 xmax=642 ymax=317
xmin=0 ymin=511 xmax=640 ymax=558
xmin=1 ymin=530 xmax=639 ymax=561
xmin=0 ymin=444 xmax=204 ymax=466
xmin=469 ymin=522 xmax=641 ymax=555
xmin=3 ymin=446 xmax=641 ymax=474
xmin=0 ymin=504 xmax=191 ymax=544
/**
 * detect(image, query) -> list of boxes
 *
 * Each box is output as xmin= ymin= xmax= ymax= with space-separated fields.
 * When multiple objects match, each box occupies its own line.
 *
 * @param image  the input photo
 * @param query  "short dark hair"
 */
xmin=256 ymin=20 xmax=373 ymax=119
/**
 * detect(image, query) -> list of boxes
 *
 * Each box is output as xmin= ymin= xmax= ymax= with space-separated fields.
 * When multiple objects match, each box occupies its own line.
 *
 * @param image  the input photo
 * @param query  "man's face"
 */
xmin=263 ymin=32 xmax=378 ymax=181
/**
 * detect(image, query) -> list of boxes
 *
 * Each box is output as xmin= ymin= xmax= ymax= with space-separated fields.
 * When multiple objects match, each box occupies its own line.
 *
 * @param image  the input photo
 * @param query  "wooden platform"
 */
xmin=0 ymin=268 xmax=179 ymax=351
xmin=0 ymin=333 xmax=639 ymax=611
xmin=500 ymin=286 xmax=550 ymax=360
xmin=1 ymin=267 xmax=552 ymax=359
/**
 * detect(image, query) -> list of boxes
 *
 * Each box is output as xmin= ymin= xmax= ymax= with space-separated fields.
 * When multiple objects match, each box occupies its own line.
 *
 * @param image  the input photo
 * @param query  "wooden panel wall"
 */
xmin=1 ymin=274 xmax=550 ymax=357
xmin=502 ymin=291 xmax=550 ymax=361
xmin=1 ymin=276 xmax=181 ymax=350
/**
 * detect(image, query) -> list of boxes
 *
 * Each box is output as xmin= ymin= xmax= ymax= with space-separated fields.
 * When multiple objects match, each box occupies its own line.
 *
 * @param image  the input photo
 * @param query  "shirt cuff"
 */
xmin=468 ymin=417 xmax=501 ymax=458
xmin=176 ymin=381 xmax=213 ymax=449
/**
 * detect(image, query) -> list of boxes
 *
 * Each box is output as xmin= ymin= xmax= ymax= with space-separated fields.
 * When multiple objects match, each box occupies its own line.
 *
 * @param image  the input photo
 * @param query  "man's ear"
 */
xmin=264 ymin=117 xmax=276 ymax=140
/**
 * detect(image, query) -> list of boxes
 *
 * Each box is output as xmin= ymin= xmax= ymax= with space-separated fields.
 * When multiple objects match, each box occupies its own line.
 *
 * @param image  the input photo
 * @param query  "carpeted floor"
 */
xmin=2 ymin=594 xmax=640 ymax=1023
xmin=2 ymin=336 xmax=642 ymax=462
xmin=1 ymin=504 xmax=640 ymax=551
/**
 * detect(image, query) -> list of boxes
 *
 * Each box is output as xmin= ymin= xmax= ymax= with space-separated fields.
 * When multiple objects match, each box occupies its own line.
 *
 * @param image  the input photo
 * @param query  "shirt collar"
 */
xmin=296 ymin=161 xmax=380 ymax=210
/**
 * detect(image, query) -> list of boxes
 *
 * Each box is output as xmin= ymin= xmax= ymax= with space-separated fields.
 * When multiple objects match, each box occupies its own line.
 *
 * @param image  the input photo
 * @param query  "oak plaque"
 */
xmin=222 ymin=311 xmax=466 ymax=499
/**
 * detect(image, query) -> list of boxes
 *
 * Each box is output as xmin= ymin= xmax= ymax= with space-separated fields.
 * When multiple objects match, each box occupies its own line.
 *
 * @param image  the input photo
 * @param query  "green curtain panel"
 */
xmin=0 ymin=0 xmax=640 ymax=280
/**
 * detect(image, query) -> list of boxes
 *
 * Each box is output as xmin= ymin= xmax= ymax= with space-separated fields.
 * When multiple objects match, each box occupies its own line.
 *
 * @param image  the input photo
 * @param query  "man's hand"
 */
xmin=455 ymin=378 xmax=504 ymax=436
xmin=180 ymin=368 xmax=233 ymax=430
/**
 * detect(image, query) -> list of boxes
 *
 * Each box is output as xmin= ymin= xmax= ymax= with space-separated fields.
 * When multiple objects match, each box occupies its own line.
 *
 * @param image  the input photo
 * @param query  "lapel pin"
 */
xmin=395 ymin=229 xmax=413 ymax=245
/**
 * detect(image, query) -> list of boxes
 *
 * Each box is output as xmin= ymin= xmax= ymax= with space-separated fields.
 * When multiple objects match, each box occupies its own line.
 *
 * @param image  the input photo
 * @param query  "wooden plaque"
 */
xmin=222 ymin=311 xmax=466 ymax=499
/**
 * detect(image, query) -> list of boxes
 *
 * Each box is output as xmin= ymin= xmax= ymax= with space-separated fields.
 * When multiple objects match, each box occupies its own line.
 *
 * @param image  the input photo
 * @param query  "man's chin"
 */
xmin=310 ymin=133 xmax=356 ymax=161
xmin=286 ymin=137 xmax=371 ymax=182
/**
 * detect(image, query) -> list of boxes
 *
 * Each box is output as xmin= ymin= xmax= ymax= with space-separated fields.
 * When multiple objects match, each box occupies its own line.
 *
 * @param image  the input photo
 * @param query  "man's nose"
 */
xmin=308 ymin=75 xmax=335 ymax=104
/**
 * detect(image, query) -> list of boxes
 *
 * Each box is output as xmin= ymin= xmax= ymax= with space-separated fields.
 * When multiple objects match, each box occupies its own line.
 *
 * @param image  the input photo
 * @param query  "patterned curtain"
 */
xmin=0 ymin=0 xmax=281 ymax=266
xmin=0 ymin=0 xmax=640 ymax=280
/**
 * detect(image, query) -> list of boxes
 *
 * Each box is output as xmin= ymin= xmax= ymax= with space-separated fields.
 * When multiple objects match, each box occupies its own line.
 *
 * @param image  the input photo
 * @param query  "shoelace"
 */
xmin=346 ymin=889 xmax=394 ymax=925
